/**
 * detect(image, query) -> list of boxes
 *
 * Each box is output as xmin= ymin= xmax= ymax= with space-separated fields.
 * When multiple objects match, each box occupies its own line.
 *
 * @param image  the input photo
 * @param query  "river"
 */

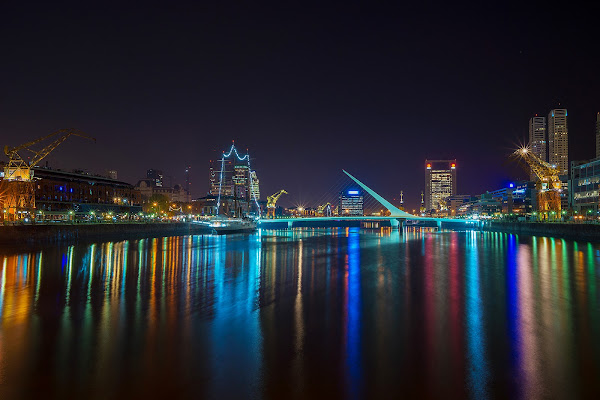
xmin=1 ymin=228 xmax=599 ymax=399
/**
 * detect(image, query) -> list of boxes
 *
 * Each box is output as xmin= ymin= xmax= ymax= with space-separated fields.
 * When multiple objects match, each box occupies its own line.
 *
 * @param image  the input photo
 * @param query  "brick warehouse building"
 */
xmin=31 ymin=167 xmax=142 ymax=217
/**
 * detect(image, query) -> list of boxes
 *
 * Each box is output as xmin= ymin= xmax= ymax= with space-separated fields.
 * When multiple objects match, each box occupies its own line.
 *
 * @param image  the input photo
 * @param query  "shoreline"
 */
xmin=478 ymin=220 xmax=600 ymax=243
xmin=0 ymin=222 xmax=214 ymax=247
xmin=3 ymin=220 xmax=600 ymax=248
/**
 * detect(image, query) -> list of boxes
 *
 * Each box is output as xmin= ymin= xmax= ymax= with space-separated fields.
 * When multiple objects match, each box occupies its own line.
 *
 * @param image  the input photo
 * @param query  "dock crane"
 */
xmin=317 ymin=202 xmax=333 ymax=217
xmin=2 ymin=129 xmax=95 ymax=220
xmin=266 ymin=190 xmax=287 ymax=218
xmin=513 ymin=146 xmax=562 ymax=217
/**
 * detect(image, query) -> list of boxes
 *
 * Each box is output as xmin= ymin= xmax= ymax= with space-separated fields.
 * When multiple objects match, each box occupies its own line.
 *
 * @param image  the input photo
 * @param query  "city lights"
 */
xmin=1 ymin=5 xmax=598 ymax=399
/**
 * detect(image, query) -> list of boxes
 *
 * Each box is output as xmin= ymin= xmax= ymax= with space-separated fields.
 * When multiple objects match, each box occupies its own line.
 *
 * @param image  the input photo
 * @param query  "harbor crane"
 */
xmin=2 ymin=129 xmax=95 ymax=220
xmin=513 ymin=146 xmax=561 ymax=216
xmin=266 ymin=189 xmax=287 ymax=218
xmin=317 ymin=202 xmax=333 ymax=217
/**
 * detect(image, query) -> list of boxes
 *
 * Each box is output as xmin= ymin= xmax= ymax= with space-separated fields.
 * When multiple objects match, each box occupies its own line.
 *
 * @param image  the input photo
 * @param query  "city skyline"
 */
xmin=1 ymin=4 xmax=599 ymax=212
xmin=2 ymin=5 xmax=600 ymax=398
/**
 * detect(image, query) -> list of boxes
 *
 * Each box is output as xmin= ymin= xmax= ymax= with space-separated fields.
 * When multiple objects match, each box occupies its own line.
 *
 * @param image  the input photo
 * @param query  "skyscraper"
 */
xmin=529 ymin=115 xmax=547 ymax=180
xmin=596 ymin=113 xmax=600 ymax=159
xmin=209 ymin=157 xmax=233 ymax=196
xmin=147 ymin=169 xmax=163 ymax=187
xmin=425 ymin=159 xmax=457 ymax=211
xmin=548 ymin=109 xmax=568 ymax=176
xmin=339 ymin=189 xmax=364 ymax=216
xmin=232 ymin=164 xmax=250 ymax=199
xmin=529 ymin=115 xmax=547 ymax=160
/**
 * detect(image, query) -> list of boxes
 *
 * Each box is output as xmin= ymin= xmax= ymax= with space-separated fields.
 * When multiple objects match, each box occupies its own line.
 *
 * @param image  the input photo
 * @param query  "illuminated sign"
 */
xmin=348 ymin=190 xmax=359 ymax=195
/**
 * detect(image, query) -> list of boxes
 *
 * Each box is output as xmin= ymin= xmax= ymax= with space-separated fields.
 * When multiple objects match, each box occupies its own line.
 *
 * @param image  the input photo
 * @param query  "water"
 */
xmin=1 ymin=228 xmax=599 ymax=399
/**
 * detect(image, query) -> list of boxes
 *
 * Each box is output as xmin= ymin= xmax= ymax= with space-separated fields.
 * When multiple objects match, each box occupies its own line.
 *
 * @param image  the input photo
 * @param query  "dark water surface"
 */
xmin=1 ymin=228 xmax=600 ymax=399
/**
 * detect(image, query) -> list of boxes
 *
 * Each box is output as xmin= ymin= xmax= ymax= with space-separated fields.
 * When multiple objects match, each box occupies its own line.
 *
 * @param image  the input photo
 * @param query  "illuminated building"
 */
xmin=529 ymin=116 xmax=547 ymax=161
xmin=32 ymin=167 xmax=142 ymax=218
xmin=232 ymin=164 xmax=250 ymax=200
xmin=445 ymin=194 xmax=475 ymax=216
xmin=209 ymin=158 xmax=232 ymax=196
xmin=570 ymin=158 xmax=600 ymax=213
xmin=193 ymin=195 xmax=244 ymax=216
xmin=135 ymin=180 xmax=191 ymax=203
xmin=482 ymin=182 xmax=536 ymax=214
xmin=339 ymin=189 xmax=363 ymax=216
xmin=548 ymin=109 xmax=569 ymax=176
xmin=425 ymin=159 xmax=456 ymax=212
xmin=529 ymin=115 xmax=547 ymax=178
xmin=250 ymin=170 xmax=260 ymax=200
xmin=136 ymin=168 xmax=190 ymax=204
xmin=209 ymin=159 xmax=218 ymax=195
xmin=147 ymin=169 xmax=163 ymax=187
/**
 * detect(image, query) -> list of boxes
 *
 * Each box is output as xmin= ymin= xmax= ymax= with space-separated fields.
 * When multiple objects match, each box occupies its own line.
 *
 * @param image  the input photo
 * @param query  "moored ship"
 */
xmin=210 ymin=217 xmax=257 ymax=234
xmin=193 ymin=217 xmax=257 ymax=234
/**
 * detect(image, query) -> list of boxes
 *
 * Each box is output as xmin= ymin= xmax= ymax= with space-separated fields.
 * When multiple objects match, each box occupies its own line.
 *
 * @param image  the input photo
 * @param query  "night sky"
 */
xmin=1 ymin=3 xmax=598 ymax=210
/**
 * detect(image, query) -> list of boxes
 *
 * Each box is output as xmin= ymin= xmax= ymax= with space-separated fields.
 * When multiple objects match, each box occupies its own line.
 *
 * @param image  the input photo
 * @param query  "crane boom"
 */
xmin=2 ymin=129 xmax=95 ymax=221
xmin=514 ymin=147 xmax=561 ymax=189
xmin=267 ymin=190 xmax=288 ymax=208
xmin=266 ymin=190 xmax=287 ymax=217
xmin=513 ymin=146 xmax=562 ymax=214
xmin=4 ymin=129 xmax=95 ymax=173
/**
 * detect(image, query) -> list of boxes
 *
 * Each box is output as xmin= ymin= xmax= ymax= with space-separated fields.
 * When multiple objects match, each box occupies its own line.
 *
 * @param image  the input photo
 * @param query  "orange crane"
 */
xmin=2 ymin=129 xmax=95 ymax=220
xmin=512 ymin=146 xmax=561 ymax=216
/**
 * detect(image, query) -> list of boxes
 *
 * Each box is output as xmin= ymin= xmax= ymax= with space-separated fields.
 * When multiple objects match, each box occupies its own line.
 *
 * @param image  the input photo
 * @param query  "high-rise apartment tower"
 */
xmin=529 ymin=115 xmax=547 ymax=179
xmin=529 ymin=116 xmax=547 ymax=160
xmin=548 ymin=109 xmax=568 ymax=176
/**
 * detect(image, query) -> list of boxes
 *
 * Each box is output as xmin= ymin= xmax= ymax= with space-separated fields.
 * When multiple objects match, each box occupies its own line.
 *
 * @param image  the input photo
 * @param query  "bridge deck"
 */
xmin=259 ymin=216 xmax=477 ymax=224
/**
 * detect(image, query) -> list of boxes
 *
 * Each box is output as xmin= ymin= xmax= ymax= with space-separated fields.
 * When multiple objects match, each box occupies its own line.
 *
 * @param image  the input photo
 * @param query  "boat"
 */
xmin=208 ymin=217 xmax=257 ymax=235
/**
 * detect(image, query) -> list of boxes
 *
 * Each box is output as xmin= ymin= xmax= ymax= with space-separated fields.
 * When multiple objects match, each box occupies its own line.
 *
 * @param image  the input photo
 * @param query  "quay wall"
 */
xmin=0 ymin=223 xmax=212 ymax=247
xmin=480 ymin=221 xmax=600 ymax=242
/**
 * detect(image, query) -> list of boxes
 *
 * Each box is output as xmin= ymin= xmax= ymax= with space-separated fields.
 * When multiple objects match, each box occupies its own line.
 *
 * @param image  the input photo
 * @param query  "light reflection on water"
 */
xmin=0 ymin=229 xmax=599 ymax=399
